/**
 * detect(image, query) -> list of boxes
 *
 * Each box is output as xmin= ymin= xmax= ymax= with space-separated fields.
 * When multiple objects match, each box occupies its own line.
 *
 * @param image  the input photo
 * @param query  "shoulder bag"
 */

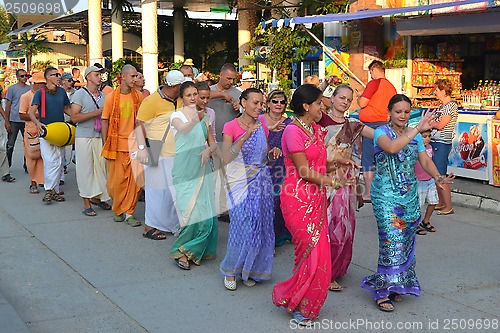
xmin=83 ymin=87 xmax=102 ymax=132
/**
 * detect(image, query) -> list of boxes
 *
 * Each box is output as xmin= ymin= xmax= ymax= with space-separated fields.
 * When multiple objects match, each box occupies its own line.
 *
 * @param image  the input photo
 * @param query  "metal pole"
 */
xmin=303 ymin=27 xmax=366 ymax=88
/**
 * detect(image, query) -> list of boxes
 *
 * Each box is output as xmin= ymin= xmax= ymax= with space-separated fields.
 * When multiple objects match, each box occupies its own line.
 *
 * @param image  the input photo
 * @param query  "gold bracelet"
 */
xmin=404 ymin=130 xmax=412 ymax=140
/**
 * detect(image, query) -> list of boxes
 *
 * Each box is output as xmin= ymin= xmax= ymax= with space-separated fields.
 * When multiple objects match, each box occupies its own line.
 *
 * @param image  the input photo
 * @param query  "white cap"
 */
xmin=241 ymin=71 xmax=256 ymax=82
xmin=165 ymin=70 xmax=186 ymax=86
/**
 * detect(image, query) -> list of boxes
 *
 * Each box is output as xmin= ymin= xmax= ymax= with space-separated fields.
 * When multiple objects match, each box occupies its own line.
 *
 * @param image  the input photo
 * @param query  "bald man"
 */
xmin=102 ymin=64 xmax=144 ymax=226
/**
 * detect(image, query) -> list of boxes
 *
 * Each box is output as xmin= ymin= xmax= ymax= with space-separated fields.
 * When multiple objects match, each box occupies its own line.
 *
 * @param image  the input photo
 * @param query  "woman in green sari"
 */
xmin=169 ymin=81 xmax=218 ymax=270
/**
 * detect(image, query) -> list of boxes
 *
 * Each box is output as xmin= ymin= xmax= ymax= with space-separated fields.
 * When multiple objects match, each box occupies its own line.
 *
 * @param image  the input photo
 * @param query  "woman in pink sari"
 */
xmin=272 ymin=84 xmax=350 ymax=327
xmin=318 ymin=85 xmax=374 ymax=292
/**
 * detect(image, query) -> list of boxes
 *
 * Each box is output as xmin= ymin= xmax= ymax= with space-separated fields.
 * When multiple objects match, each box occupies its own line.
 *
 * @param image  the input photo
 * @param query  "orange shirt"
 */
xmin=359 ymin=78 xmax=397 ymax=123
xmin=102 ymin=92 xmax=143 ymax=152
xmin=18 ymin=90 xmax=37 ymax=135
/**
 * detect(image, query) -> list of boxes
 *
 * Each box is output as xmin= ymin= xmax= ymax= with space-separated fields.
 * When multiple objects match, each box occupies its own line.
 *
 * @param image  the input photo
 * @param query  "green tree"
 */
xmin=0 ymin=7 xmax=15 ymax=44
xmin=251 ymin=0 xmax=349 ymax=95
xmin=18 ymin=33 xmax=53 ymax=71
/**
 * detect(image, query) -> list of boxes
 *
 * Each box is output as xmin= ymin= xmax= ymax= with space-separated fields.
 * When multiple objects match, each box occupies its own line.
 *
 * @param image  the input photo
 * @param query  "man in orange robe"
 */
xmin=102 ymin=64 xmax=144 ymax=226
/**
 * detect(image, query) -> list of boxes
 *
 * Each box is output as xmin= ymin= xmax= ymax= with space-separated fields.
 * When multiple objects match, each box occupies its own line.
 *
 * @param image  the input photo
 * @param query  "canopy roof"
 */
xmin=260 ymin=0 xmax=489 ymax=28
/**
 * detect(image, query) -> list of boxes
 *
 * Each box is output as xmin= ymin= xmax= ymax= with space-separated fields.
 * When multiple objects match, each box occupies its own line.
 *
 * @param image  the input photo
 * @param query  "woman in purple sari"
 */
xmin=220 ymin=88 xmax=281 ymax=290
xmin=258 ymin=90 xmax=292 ymax=247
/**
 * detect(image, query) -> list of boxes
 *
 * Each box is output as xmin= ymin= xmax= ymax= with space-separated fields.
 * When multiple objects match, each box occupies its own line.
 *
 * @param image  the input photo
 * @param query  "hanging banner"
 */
xmin=488 ymin=119 xmax=500 ymax=186
xmin=324 ymin=36 xmax=350 ymax=84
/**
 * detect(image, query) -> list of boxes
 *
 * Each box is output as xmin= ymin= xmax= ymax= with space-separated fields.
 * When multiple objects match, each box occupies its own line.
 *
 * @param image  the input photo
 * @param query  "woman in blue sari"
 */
xmin=220 ymin=88 xmax=281 ymax=290
xmin=360 ymin=94 xmax=454 ymax=311
xmin=169 ymin=81 xmax=218 ymax=270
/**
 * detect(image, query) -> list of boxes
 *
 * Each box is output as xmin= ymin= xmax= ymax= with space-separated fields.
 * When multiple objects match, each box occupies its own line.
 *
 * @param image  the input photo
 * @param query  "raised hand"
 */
xmin=417 ymin=109 xmax=439 ymax=132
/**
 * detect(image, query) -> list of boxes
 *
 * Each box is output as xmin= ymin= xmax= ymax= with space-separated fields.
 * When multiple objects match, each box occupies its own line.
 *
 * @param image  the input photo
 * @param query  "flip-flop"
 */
xmin=82 ymin=207 xmax=97 ymax=217
xmin=437 ymin=209 xmax=454 ymax=215
xmin=90 ymin=200 xmax=112 ymax=210
xmin=434 ymin=205 xmax=445 ymax=210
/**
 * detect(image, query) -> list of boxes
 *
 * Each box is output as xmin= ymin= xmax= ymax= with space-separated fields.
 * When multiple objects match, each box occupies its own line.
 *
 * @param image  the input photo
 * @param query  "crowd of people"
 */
xmin=0 ymin=59 xmax=458 ymax=327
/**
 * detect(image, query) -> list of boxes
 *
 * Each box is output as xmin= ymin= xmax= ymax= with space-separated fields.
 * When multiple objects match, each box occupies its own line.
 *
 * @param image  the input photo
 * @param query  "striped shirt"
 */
xmin=431 ymin=100 xmax=458 ymax=144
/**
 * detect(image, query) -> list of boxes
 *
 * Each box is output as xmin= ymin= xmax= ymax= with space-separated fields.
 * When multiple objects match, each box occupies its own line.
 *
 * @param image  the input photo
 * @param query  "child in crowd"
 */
xmin=414 ymin=129 xmax=438 ymax=235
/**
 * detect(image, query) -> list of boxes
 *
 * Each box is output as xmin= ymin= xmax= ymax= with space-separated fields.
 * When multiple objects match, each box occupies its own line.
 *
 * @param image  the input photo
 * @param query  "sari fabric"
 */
xmin=323 ymin=116 xmax=365 ymax=281
xmin=272 ymin=123 xmax=331 ymax=320
xmin=170 ymin=114 xmax=218 ymax=265
xmin=265 ymin=116 xmax=293 ymax=246
xmin=220 ymin=124 xmax=274 ymax=282
xmin=360 ymin=125 xmax=424 ymax=300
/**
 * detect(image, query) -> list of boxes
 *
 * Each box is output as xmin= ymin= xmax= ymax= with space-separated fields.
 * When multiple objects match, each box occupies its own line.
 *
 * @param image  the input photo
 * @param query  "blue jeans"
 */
xmin=430 ymin=141 xmax=452 ymax=175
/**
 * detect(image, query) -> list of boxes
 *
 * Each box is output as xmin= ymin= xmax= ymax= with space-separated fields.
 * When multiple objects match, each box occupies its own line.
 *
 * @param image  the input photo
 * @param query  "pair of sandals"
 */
xmin=416 ymin=221 xmax=437 ymax=235
xmin=42 ymin=190 xmax=65 ymax=204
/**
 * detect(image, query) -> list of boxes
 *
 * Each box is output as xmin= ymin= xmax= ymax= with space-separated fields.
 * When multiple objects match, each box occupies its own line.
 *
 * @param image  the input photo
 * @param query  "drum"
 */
xmin=41 ymin=122 xmax=76 ymax=146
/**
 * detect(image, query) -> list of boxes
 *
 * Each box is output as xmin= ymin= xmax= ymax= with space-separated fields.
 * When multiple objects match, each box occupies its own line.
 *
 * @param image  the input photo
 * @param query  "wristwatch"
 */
xmin=138 ymin=144 xmax=146 ymax=150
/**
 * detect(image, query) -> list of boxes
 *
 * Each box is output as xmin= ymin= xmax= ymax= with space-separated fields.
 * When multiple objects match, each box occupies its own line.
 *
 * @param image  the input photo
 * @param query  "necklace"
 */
xmin=296 ymin=117 xmax=313 ymax=135
xmin=238 ymin=116 xmax=254 ymax=129
xmin=390 ymin=123 xmax=405 ymax=136
xmin=328 ymin=112 xmax=345 ymax=122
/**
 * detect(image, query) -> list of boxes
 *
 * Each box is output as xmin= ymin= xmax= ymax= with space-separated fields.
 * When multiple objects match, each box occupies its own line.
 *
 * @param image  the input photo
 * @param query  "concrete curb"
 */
xmin=451 ymin=190 xmax=500 ymax=214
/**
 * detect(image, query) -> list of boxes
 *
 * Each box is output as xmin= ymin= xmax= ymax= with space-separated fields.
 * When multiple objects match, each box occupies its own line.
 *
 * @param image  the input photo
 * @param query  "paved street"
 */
xmin=1 ymin=142 xmax=500 ymax=333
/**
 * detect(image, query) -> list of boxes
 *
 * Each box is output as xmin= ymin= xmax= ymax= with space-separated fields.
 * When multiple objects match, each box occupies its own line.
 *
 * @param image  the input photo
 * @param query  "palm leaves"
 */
xmin=111 ymin=0 xmax=134 ymax=17
xmin=18 ymin=32 xmax=53 ymax=71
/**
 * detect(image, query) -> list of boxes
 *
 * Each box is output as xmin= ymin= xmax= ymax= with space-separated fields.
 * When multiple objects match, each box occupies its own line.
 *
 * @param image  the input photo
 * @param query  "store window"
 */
xmin=103 ymin=49 xmax=142 ymax=68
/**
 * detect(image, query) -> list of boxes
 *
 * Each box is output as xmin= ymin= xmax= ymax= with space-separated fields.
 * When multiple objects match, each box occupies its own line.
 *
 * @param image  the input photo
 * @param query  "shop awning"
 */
xmin=260 ymin=0 xmax=489 ymax=29
xmin=7 ymin=20 xmax=55 ymax=36
xmin=396 ymin=7 xmax=500 ymax=35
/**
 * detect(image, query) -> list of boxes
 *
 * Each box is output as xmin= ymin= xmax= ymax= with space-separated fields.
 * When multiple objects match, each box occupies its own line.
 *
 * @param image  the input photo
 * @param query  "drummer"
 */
xmin=28 ymin=67 xmax=71 ymax=204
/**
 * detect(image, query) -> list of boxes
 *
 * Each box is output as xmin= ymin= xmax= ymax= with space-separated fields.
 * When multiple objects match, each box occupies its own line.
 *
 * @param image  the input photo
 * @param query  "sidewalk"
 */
xmin=1 ymin=145 xmax=499 ymax=333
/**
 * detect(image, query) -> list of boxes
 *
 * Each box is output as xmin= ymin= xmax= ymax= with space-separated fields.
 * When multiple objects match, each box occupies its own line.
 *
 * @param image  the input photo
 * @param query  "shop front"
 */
xmin=396 ymin=4 xmax=500 ymax=184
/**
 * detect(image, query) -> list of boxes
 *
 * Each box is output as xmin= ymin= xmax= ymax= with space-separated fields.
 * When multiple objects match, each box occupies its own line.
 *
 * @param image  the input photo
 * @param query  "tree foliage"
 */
xmin=0 ymin=7 xmax=15 ymax=44
xmin=251 ymin=0 xmax=349 ymax=95
xmin=18 ymin=33 xmax=53 ymax=71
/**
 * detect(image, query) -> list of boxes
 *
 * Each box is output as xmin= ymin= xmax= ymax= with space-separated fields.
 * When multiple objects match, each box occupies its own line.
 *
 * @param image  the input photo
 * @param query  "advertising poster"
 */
xmin=448 ymin=122 xmax=488 ymax=172
xmin=489 ymin=119 xmax=500 ymax=186
xmin=324 ymin=36 xmax=350 ymax=84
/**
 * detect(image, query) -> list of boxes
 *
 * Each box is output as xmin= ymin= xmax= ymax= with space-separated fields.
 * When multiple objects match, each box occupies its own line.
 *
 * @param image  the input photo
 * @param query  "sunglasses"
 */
xmin=50 ymin=73 xmax=61 ymax=77
xmin=66 ymin=79 xmax=73 ymax=83
xmin=19 ymin=74 xmax=28 ymax=78
xmin=271 ymin=99 xmax=286 ymax=105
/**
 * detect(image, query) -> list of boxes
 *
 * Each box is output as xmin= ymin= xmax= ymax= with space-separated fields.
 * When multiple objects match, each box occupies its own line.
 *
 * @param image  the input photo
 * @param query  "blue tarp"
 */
xmin=260 ymin=0 xmax=490 ymax=28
